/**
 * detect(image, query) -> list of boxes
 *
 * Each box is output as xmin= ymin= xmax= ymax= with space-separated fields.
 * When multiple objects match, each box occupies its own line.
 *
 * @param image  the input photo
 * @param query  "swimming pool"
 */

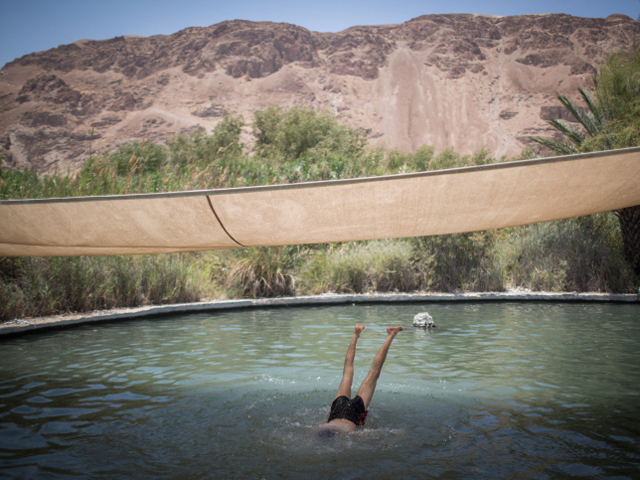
xmin=1 ymin=302 xmax=638 ymax=478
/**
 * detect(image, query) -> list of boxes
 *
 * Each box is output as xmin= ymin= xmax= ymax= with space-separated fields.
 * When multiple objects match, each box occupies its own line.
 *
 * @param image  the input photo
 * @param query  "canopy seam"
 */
xmin=206 ymin=196 xmax=245 ymax=248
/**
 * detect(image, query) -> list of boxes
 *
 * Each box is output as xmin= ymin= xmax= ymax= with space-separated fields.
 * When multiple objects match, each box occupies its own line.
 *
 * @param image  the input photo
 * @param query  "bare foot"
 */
xmin=354 ymin=323 xmax=365 ymax=335
xmin=387 ymin=326 xmax=404 ymax=336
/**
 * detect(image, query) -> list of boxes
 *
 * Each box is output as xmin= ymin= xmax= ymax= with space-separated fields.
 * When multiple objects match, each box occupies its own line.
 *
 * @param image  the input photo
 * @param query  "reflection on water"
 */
xmin=1 ymin=303 xmax=639 ymax=478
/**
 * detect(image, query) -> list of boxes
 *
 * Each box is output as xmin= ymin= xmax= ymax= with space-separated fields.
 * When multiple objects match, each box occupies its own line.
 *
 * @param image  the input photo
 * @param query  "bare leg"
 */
xmin=334 ymin=324 xmax=365 ymax=400
xmin=356 ymin=326 xmax=403 ymax=409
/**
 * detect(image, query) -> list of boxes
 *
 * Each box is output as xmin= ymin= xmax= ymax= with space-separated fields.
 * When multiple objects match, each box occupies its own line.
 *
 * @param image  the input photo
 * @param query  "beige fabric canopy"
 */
xmin=1 ymin=147 xmax=640 ymax=257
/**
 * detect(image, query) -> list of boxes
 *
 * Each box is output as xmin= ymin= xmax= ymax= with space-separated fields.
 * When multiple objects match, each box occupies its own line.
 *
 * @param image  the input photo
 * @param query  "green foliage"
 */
xmin=1 ymin=168 xmax=44 ymax=199
xmin=528 ymin=47 xmax=640 ymax=277
xmin=252 ymin=106 xmax=283 ymax=153
xmin=584 ymin=48 xmax=640 ymax=150
xmin=428 ymin=148 xmax=461 ymax=170
xmin=168 ymin=115 xmax=245 ymax=168
xmin=0 ymin=254 xmax=207 ymax=321
xmin=411 ymin=232 xmax=505 ymax=292
xmin=211 ymin=114 xmax=245 ymax=159
xmin=223 ymin=246 xmax=299 ymax=297
xmin=110 ymin=139 xmax=168 ymax=175
xmin=407 ymin=146 xmax=435 ymax=171
xmin=500 ymin=215 xmax=635 ymax=292
xmin=0 ymin=108 xmax=502 ymax=202
xmin=297 ymin=241 xmax=422 ymax=294
xmin=531 ymin=47 xmax=640 ymax=154
xmin=253 ymin=106 xmax=366 ymax=161
xmin=422 ymin=147 xmax=495 ymax=171
xmin=2 ymin=104 xmax=637 ymax=322
xmin=469 ymin=148 xmax=494 ymax=166
xmin=530 ymin=89 xmax=608 ymax=154
xmin=596 ymin=48 xmax=640 ymax=125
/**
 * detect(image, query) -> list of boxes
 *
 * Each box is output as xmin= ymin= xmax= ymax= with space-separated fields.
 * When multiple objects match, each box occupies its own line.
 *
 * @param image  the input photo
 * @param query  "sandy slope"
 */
xmin=0 ymin=13 xmax=638 ymax=173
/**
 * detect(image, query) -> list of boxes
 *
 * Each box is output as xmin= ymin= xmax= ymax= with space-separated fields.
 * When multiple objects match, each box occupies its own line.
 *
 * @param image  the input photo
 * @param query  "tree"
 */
xmin=167 ymin=114 xmax=245 ymax=167
xmin=531 ymin=48 xmax=640 ymax=276
xmin=583 ymin=48 xmax=640 ymax=151
xmin=252 ymin=106 xmax=365 ymax=161
xmin=530 ymin=89 xmax=609 ymax=154
xmin=210 ymin=114 xmax=245 ymax=159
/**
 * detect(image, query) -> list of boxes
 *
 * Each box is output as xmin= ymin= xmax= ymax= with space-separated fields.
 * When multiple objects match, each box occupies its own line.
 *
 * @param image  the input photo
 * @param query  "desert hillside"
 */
xmin=0 ymin=13 xmax=637 ymax=173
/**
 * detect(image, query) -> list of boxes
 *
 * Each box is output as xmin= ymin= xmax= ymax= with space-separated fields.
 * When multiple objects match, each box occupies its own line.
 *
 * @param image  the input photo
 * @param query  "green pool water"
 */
xmin=0 ymin=302 xmax=638 ymax=478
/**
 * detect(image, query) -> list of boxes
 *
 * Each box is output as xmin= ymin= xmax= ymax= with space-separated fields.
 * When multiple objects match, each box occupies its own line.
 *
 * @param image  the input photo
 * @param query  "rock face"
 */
xmin=0 ymin=13 xmax=637 ymax=173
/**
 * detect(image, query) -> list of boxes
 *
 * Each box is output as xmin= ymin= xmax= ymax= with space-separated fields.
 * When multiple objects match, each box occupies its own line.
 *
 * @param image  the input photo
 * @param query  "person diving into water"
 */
xmin=316 ymin=324 xmax=403 ymax=437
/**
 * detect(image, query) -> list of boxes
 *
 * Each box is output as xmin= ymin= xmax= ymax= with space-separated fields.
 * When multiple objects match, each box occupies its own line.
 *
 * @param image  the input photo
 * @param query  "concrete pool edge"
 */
xmin=1 ymin=291 xmax=638 ymax=338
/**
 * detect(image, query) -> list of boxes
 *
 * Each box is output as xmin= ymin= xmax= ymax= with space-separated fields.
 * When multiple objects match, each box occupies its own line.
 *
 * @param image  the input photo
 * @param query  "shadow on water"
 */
xmin=0 ymin=303 xmax=639 ymax=478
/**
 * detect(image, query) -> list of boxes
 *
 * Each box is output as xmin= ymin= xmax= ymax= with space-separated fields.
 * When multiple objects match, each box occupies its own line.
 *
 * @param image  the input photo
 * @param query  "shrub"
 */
xmin=109 ymin=139 xmax=167 ymax=175
xmin=500 ymin=215 xmax=636 ymax=292
xmin=223 ymin=246 xmax=300 ymax=297
xmin=168 ymin=114 xmax=245 ymax=168
xmin=0 ymin=254 xmax=207 ymax=321
xmin=253 ymin=106 xmax=366 ymax=161
xmin=298 ymin=240 xmax=423 ymax=294
xmin=411 ymin=232 xmax=505 ymax=292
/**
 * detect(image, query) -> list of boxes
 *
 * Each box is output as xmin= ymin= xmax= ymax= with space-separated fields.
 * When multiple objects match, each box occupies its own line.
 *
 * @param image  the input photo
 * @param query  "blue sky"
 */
xmin=1 ymin=0 xmax=638 ymax=69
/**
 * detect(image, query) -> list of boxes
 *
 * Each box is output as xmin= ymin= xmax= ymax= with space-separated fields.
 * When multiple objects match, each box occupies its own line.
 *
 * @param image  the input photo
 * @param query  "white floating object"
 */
xmin=413 ymin=312 xmax=435 ymax=328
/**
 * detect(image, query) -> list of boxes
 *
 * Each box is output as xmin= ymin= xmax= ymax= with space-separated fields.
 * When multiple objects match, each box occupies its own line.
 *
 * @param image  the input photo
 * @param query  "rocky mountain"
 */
xmin=0 ymin=13 xmax=638 ymax=174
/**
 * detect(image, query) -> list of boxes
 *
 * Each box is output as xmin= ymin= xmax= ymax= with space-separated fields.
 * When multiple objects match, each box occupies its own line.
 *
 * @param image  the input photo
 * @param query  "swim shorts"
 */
xmin=327 ymin=395 xmax=367 ymax=426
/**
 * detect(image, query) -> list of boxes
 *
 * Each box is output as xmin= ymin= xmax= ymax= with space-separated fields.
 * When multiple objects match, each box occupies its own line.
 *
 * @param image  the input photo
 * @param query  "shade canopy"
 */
xmin=1 ymin=147 xmax=640 ymax=257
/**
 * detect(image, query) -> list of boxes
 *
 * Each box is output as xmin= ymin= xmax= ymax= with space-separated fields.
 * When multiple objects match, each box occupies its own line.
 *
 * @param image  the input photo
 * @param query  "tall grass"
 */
xmin=411 ymin=232 xmax=506 ymax=292
xmin=0 ymin=254 xmax=211 ymax=321
xmin=499 ymin=214 xmax=635 ymax=292
xmin=296 ymin=241 xmax=423 ymax=294
xmin=223 ymin=246 xmax=300 ymax=298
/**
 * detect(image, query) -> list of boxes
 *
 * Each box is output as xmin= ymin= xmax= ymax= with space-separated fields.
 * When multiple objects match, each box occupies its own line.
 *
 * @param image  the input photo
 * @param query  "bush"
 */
xmin=499 ymin=214 xmax=636 ymax=292
xmin=0 ymin=255 xmax=207 ymax=321
xmin=298 ymin=240 xmax=423 ymax=294
xmin=253 ymin=106 xmax=366 ymax=161
xmin=109 ymin=139 xmax=167 ymax=175
xmin=223 ymin=246 xmax=300 ymax=297
xmin=411 ymin=232 xmax=505 ymax=292
xmin=168 ymin=114 xmax=245 ymax=168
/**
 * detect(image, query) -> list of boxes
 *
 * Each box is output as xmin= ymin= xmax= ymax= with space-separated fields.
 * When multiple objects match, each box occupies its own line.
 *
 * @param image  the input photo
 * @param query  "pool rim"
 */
xmin=1 ymin=291 xmax=637 ymax=338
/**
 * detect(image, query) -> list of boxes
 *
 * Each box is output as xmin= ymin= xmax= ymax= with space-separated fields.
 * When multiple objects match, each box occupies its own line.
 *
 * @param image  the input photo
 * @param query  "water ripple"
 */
xmin=0 ymin=303 xmax=638 ymax=478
